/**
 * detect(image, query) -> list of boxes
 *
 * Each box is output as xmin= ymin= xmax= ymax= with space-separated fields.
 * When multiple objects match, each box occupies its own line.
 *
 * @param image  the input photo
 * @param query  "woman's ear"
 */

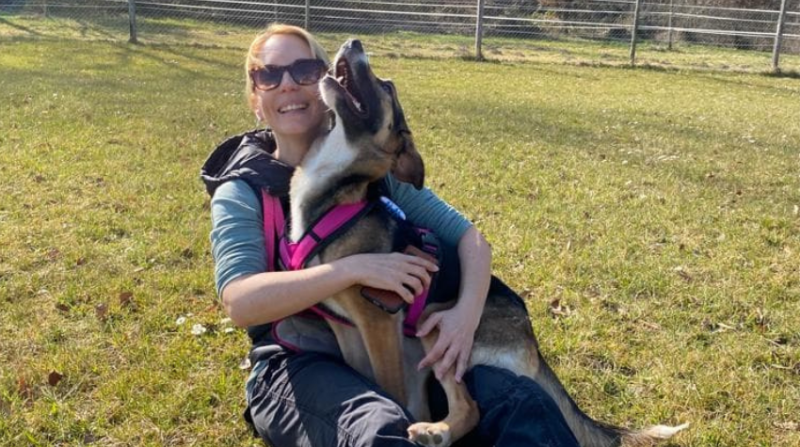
xmin=255 ymin=109 xmax=265 ymax=122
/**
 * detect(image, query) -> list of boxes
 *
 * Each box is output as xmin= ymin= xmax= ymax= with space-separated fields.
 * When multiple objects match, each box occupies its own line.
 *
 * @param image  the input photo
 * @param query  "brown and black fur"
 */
xmin=288 ymin=38 xmax=688 ymax=447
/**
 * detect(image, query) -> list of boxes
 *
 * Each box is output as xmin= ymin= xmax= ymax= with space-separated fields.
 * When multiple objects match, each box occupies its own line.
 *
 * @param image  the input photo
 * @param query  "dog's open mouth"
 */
xmin=333 ymin=56 xmax=367 ymax=116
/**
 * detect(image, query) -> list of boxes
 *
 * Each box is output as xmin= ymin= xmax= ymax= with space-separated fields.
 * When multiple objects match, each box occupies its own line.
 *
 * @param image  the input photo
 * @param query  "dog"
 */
xmin=287 ymin=38 xmax=689 ymax=447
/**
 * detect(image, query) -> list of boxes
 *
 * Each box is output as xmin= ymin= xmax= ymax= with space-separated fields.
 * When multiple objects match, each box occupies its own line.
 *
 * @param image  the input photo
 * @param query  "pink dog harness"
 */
xmin=279 ymin=201 xmax=371 ymax=271
xmin=261 ymin=191 xmax=432 ymax=336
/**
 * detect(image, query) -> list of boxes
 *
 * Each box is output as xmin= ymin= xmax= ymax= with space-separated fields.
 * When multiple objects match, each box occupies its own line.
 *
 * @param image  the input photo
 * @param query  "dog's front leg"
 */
xmin=355 ymin=314 xmax=407 ymax=405
xmin=407 ymin=328 xmax=479 ymax=447
xmin=332 ymin=291 xmax=408 ymax=406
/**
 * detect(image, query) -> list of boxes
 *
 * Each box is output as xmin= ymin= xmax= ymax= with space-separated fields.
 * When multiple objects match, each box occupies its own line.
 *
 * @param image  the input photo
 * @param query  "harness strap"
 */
xmin=400 ymin=243 xmax=437 ymax=336
xmin=279 ymin=201 xmax=369 ymax=271
xmin=262 ymin=191 xmax=361 ymax=328
xmin=262 ymin=190 xmax=284 ymax=272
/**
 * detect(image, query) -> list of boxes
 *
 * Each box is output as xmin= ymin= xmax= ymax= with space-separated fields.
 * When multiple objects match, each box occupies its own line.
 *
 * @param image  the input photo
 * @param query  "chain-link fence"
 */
xmin=2 ymin=0 xmax=799 ymax=72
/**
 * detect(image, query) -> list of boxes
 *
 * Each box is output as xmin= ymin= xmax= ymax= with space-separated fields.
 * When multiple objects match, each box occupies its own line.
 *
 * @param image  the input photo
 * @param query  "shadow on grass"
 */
xmin=1 ymin=37 xmax=238 ymax=80
xmin=0 ymin=16 xmax=42 ymax=36
xmin=431 ymin=91 xmax=764 ymax=196
xmin=691 ymin=70 xmax=800 ymax=95
xmin=149 ymin=43 xmax=240 ymax=72
xmin=74 ymin=18 xmax=121 ymax=41
xmin=765 ymin=69 xmax=800 ymax=79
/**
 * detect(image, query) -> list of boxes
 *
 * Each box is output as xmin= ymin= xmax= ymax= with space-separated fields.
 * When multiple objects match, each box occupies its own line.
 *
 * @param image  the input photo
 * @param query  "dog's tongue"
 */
xmin=335 ymin=57 xmax=365 ymax=114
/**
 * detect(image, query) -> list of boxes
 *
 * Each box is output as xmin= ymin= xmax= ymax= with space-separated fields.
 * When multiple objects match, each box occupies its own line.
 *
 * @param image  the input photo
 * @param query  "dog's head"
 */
xmin=320 ymin=39 xmax=424 ymax=189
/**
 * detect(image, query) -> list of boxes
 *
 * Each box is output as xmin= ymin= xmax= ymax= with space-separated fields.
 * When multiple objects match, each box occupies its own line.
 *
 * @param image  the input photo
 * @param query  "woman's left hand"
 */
xmin=416 ymin=302 xmax=481 ymax=383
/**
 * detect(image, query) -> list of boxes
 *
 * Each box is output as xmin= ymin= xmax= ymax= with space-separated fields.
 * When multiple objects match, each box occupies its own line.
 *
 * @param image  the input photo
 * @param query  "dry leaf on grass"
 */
xmin=95 ymin=303 xmax=108 ymax=321
xmin=119 ymin=291 xmax=134 ymax=308
xmin=17 ymin=376 xmax=32 ymax=399
xmin=715 ymin=322 xmax=736 ymax=332
xmin=774 ymin=421 xmax=798 ymax=431
xmin=548 ymin=299 xmax=573 ymax=318
xmin=48 ymin=371 xmax=63 ymax=387
xmin=47 ymin=248 xmax=61 ymax=261
xmin=638 ymin=320 xmax=661 ymax=331
xmin=673 ymin=266 xmax=692 ymax=282
xmin=703 ymin=318 xmax=736 ymax=333
xmin=55 ymin=302 xmax=70 ymax=313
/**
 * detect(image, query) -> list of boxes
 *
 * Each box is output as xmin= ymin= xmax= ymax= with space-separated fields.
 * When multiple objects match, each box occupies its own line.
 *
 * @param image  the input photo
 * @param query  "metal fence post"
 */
xmin=629 ymin=0 xmax=643 ymax=65
xmin=305 ymin=0 xmax=310 ymax=31
xmin=475 ymin=0 xmax=485 ymax=61
xmin=771 ymin=0 xmax=788 ymax=72
xmin=128 ymin=0 xmax=138 ymax=44
xmin=667 ymin=0 xmax=674 ymax=51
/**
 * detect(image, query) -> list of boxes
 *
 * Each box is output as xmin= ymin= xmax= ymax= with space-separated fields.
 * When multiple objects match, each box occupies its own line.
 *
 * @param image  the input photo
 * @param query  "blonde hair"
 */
xmin=245 ymin=24 xmax=330 ymax=111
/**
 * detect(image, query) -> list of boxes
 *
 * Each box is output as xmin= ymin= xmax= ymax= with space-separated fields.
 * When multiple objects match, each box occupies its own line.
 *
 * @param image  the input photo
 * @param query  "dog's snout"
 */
xmin=346 ymin=39 xmax=364 ymax=52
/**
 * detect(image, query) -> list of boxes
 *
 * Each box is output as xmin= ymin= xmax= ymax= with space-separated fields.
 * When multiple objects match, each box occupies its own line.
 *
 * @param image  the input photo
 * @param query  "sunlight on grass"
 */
xmin=1 ymin=23 xmax=799 ymax=447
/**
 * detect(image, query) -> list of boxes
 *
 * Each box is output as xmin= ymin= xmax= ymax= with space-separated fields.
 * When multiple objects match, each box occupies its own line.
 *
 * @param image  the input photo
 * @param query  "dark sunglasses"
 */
xmin=250 ymin=59 xmax=328 ymax=91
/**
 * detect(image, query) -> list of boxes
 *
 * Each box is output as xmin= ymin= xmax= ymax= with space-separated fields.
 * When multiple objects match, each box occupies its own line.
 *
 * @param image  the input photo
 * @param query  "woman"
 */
xmin=202 ymin=24 xmax=579 ymax=447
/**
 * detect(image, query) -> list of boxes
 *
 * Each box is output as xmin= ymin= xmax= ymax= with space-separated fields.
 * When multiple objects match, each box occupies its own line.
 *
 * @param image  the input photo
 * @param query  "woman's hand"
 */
xmin=416 ymin=226 xmax=491 ymax=383
xmin=416 ymin=301 xmax=482 ymax=383
xmin=339 ymin=253 xmax=439 ymax=304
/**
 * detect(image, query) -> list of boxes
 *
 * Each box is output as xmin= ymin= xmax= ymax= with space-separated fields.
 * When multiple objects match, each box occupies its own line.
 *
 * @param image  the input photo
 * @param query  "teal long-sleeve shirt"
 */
xmin=210 ymin=175 xmax=472 ymax=298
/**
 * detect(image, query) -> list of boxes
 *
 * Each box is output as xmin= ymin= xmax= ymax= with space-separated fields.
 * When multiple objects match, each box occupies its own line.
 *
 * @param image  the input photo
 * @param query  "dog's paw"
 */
xmin=408 ymin=422 xmax=451 ymax=447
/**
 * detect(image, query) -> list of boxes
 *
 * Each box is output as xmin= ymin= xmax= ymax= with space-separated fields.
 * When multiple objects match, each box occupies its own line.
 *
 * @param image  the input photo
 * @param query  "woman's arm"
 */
xmin=222 ymin=253 xmax=437 ymax=328
xmin=387 ymin=175 xmax=493 ymax=382
xmin=416 ymin=226 xmax=491 ymax=382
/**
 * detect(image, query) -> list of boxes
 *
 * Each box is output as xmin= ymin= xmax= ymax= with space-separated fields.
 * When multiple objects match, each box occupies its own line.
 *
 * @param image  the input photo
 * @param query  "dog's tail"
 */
xmin=614 ymin=424 xmax=691 ymax=447
xmin=533 ymin=354 xmax=689 ymax=447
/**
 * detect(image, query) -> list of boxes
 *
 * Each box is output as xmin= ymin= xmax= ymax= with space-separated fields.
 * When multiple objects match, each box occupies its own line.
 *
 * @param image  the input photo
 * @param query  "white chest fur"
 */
xmin=289 ymin=124 xmax=357 ymax=242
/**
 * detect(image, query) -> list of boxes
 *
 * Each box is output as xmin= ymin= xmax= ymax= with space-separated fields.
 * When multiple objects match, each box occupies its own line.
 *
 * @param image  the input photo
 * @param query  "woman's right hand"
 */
xmin=338 ymin=253 xmax=439 ymax=304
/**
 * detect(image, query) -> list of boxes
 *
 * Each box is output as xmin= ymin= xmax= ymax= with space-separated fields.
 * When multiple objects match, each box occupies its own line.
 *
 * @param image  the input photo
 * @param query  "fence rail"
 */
xmin=1 ymin=0 xmax=799 ymax=72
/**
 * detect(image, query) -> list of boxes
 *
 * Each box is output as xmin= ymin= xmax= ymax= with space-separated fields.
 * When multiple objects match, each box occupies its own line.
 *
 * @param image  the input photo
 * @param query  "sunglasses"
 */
xmin=250 ymin=59 xmax=328 ymax=91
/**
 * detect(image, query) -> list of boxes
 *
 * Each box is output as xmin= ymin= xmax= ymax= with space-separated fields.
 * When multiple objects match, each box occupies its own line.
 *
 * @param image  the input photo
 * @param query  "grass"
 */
xmin=1 ymin=15 xmax=800 ymax=447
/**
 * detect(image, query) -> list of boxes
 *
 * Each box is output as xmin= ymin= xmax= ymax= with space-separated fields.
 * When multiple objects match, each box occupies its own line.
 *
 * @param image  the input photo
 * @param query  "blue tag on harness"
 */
xmin=380 ymin=196 xmax=406 ymax=221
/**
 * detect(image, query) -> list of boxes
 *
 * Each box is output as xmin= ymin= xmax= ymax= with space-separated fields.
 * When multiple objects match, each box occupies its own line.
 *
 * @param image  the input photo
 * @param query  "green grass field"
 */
xmin=1 ymin=19 xmax=800 ymax=447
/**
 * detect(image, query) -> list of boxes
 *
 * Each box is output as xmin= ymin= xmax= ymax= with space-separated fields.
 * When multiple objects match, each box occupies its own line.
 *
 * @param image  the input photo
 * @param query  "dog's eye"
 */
xmin=381 ymin=83 xmax=392 ymax=94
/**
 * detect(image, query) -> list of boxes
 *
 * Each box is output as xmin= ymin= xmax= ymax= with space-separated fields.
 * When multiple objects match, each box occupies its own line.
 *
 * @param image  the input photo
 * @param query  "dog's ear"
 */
xmin=387 ymin=81 xmax=425 ymax=189
xmin=392 ymin=131 xmax=424 ymax=189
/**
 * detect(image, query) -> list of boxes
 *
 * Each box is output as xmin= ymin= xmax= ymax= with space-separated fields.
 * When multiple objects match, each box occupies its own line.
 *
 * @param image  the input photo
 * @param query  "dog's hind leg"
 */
xmin=407 ymin=328 xmax=479 ymax=447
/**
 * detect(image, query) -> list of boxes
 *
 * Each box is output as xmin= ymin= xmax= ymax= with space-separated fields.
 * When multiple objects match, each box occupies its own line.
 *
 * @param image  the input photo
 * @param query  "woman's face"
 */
xmin=253 ymin=34 xmax=326 ymax=141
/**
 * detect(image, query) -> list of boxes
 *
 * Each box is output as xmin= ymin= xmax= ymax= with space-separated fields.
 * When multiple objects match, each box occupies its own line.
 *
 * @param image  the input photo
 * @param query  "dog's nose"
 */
xmin=346 ymin=39 xmax=363 ymax=52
